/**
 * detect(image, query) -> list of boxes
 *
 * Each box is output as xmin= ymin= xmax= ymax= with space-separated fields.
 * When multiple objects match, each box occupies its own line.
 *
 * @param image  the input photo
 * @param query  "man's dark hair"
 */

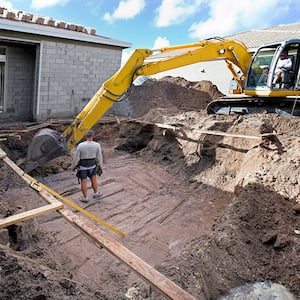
xmin=86 ymin=130 xmax=94 ymax=138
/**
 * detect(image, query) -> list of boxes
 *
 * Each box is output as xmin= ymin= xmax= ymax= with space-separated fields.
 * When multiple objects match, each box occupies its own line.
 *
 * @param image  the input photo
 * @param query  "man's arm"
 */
xmin=96 ymin=143 xmax=103 ymax=167
xmin=284 ymin=58 xmax=293 ymax=70
xmin=71 ymin=148 xmax=80 ymax=170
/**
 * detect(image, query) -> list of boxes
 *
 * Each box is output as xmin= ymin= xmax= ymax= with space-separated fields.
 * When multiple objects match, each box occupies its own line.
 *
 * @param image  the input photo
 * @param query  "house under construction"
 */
xmin=0 ymin=8 xmax=131 ymax=121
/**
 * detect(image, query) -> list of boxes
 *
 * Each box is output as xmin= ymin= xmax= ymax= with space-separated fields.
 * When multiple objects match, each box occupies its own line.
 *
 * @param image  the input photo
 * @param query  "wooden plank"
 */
xmin=0 ymin=147 xmax=197 ymax=299
xmin=0 ymin=129 xmax=28 ymax=133
xmin=131 ymin=119 xmax=275 ymax=139
xmin=0 ymin=121 xmax=55 ymax=137
xmin=26 ymin=121 xmax=54 ymax=131
xmin=0 ymin=202 xmax=64 ymax=228
xmin=157 ymin=123 xmax=266 ymax=139
xmin=0 ymin=122 xmax=59 ymax=139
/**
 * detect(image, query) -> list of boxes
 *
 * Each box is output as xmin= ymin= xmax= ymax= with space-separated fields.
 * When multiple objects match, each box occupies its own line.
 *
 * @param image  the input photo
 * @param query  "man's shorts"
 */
xmin=76 ymin=167 xmax=96 ymax=180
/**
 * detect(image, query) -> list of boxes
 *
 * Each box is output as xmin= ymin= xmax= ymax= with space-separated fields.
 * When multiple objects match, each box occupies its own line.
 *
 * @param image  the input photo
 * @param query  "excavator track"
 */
xmin=207 ymin=96 xmax=300 ymax=116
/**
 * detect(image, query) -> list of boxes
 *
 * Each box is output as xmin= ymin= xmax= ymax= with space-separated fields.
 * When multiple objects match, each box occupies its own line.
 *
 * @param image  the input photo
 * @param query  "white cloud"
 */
xmin=30 ymin=0 xmax=70 ymax=10
xmin=122 ymin=37 xmax=173 ymax=83
xmin=0 ymin=0 xmax=12 ymax=9
xmin=152 ymin=36 xmax=170 ymax=49
xmin=155 ymin=0 xmax=203 ymax=27
xmin=104 ymin=0 xmax=145 ymax=23
xmin=121 ymin=49 xmax=134 ymax=66
xmin=189 ymin=0 xmax=293 ymax=40
xmin=121 ymin=36 xmax=170 ymax=66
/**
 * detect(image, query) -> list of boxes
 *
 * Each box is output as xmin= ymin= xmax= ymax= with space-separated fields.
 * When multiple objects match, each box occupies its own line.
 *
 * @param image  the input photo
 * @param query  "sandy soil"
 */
xmin=0 ymin=77 xmax=299 ymax=299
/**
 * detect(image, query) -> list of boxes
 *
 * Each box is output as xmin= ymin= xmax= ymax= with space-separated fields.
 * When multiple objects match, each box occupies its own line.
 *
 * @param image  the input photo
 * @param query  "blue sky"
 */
xmin=1 ymin=0 xmax=300 ymax=63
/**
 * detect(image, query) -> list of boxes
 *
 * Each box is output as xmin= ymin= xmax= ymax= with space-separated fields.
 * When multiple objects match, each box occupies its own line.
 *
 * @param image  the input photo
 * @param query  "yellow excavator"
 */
xmin=26 ymin=37 xmax=300 ymax=172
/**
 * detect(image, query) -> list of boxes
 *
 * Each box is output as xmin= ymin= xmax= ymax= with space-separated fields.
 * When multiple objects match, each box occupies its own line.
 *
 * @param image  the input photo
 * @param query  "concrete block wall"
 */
xmin=37 ymin=40 xmax=122 ymax=121
xmin=6 ymin=46 xmax=35 ymax=117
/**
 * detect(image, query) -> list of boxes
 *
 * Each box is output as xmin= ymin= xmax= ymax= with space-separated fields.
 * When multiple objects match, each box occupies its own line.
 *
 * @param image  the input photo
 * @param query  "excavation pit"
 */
xmin=0 ymin=77 xmax=299 ymax=299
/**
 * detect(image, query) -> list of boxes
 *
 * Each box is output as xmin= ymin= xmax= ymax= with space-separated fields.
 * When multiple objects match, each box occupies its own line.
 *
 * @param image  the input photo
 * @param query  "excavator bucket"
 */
xmin=25 ymin=128 xmax=69 ymax=172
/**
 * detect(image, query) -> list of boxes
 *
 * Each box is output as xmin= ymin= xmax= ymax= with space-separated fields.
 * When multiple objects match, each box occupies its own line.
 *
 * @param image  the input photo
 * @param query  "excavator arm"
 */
xmin=26 ymin=38 xmax=251 ymax=172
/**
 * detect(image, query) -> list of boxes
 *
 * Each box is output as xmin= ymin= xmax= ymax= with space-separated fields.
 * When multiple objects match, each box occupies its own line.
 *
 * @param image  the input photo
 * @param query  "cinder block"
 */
xmin=86 ymin=28 xmax=96 ymax=35
xmin=57 ymin=22 xmax=66 ymax=29
xmin=36 ymin=17 xmax=44 ymax=25
xmin=6 ymin=12 xmax=15 ymax=20
xmin=47 ymin=19 xmax=55 ymax=26
xmin=76 ymin=25 xmax=84 ymax=32
xmin=22 ymin=14 xmax=33 ymax=22
xmin=67 ymin=24 xmax=76 ymax=31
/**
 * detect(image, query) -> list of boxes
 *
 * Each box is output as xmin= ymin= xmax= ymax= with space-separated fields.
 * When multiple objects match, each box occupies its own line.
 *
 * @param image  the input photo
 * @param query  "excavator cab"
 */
xmin=208 ymin=39 xmax=300 ymax=116
xmin=245 ymin=40 xmax=300 ymax=91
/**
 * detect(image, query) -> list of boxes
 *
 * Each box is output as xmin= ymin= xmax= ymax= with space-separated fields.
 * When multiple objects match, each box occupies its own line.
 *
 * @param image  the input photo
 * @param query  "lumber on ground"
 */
xmin=0 ymin=202 xmax=64 ymax=228
xmin=131 ymin=120 xmax=275 ymax=139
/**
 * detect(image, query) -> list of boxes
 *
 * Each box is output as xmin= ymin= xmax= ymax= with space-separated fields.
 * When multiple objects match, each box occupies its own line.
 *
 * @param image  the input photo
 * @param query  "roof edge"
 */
xmin=0 ymin=18 xmax=131 ymax=48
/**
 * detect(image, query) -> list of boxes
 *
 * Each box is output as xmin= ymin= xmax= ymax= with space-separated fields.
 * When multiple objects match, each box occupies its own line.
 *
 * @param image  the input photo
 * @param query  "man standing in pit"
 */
xmin=71 ymin=129 xmax=103 ymax=203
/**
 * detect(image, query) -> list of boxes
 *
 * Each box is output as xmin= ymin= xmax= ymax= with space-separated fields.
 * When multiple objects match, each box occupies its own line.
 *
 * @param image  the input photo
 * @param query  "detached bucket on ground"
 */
xmin=25 ymin=128 xmax=69 ymax=172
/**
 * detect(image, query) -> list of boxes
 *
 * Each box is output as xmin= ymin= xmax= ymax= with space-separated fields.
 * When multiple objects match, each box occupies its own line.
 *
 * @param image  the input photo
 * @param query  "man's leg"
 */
xmin=91 ymin=175 xmax=102 ymax=198
xmin=90 ymin=175 xmax=98 ymax=193
xmin=81 ymin=178 xmax=88 ymax=198
xmin=273 ymin=71 xmax=281 ymax=84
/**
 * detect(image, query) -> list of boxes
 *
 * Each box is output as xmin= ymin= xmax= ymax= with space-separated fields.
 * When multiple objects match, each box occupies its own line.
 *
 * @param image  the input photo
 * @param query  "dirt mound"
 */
xmin=128 ymin=76 xmax=223 ymax=118
xmin=155 ymin=183 xmax=300 ymax=299
xmin=0 ymin=245 xmax=106 ymax=299
xmin=159 ymin=76 xmax=224 ymax=99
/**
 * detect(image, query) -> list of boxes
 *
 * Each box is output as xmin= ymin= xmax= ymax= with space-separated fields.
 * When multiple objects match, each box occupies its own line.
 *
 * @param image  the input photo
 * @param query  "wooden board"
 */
xmin=0 ymin=202 xmax=64 ymax=228
xmin=132 ymin=119 xmax=275 ymax=140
